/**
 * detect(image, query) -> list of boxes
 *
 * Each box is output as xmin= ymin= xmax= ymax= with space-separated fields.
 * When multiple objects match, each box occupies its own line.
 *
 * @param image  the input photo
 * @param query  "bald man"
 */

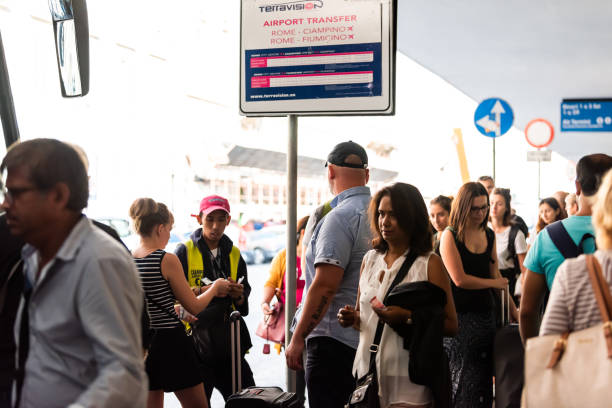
xmin=286 ymin=141 xmax=372 ymax=408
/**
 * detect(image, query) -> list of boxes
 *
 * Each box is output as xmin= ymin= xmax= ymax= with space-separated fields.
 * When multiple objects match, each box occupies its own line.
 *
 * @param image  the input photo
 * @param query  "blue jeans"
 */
xmin=305 ymin=336 xmax=356 ymax=408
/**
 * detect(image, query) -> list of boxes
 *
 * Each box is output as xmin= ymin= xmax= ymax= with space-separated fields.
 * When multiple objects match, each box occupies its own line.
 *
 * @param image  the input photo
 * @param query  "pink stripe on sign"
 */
xmin=264 ymin=71 xmax=372 ymax=79
xmin=251 ymin=77 xmax=271 ymax=88
xmin=264 ymin=51 xmax=372 ymax=60
xmin=250 ymin=57 xmax=267 ymax=68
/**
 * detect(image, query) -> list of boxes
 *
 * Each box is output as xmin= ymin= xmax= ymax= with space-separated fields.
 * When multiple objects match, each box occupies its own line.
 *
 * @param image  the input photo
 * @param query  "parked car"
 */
xmin=244 ymin=225 xmax=286 ymax=264
xmin=94 ymin=216 xmax=139 ymax=250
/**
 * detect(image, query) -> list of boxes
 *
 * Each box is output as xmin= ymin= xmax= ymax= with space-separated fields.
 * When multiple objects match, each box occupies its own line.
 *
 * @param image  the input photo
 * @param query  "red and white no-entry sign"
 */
xmin=525 ymin=118 xmax=554 ymax=148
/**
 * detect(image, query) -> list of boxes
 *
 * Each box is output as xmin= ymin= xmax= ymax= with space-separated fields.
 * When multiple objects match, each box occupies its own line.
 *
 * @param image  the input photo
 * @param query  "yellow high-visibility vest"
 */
xmin=182 ymin=240 xmax=241 ymax=330
xmin=184 ymin=239 xmax=241 ymax=286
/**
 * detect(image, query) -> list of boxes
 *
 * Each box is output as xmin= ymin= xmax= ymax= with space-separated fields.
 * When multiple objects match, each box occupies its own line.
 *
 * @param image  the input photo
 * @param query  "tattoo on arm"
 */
xmin=302 ymin=296 xmax=329 ymax=339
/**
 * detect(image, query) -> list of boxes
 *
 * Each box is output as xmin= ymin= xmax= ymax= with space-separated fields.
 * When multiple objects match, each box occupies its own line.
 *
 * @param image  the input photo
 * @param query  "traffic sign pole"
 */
xmin=538 ymin=158 xmax=541 ymax=199
xmin=474 ymin=98 xmax=513 ymax=182
xmin=285 ymin=114 xmax=297 ymax=394
xmin=493 ymin=138 xmax=496 ymax=181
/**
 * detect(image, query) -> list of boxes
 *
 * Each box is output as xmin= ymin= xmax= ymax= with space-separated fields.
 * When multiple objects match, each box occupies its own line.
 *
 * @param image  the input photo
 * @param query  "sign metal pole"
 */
xmin=285 ymin=114 xmax=298 ymax=393
xmin=493 ymin=138 xmax=496 ymax=181
xmin=537 ymin=148 xmax=541 ymax=199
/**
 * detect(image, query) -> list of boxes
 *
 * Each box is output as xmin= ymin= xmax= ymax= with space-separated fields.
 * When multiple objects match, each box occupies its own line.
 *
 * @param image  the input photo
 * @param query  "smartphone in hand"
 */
xmin=370 ymin=296 xmax=385 ymax=310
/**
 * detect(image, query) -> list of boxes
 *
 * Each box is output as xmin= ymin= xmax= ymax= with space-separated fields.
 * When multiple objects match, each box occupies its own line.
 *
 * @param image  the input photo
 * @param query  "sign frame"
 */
xmin=525 ymin=118 xmax=554 ymax=148
xmin=239 ymin=0 xmax=397 ymax=117
xmin=527 ymin=150 xmax=552 ymax=162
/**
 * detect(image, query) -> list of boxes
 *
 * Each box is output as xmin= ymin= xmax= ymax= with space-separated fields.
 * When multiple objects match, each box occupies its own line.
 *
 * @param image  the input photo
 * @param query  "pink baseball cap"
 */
xmin=198 ymin=195 xmax=230 ymax=216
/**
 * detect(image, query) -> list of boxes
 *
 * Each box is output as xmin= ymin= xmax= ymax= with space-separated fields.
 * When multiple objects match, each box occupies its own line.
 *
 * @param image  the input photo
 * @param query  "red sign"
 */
xmin=525 ymin=118 xmax=554 ymax=148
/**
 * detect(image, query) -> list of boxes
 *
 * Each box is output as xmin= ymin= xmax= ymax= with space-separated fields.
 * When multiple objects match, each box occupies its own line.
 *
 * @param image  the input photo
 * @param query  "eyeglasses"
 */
xmin=470 ymin=204 xmax=489 ymax=214
xmin=1 ymin=186 xmax=40 ymax=204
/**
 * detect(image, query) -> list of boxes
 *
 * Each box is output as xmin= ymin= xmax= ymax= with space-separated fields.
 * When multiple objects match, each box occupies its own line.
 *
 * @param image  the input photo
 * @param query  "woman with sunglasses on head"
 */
xmin=439 ymin=182 xmax=517 ymax=408
xmin=129 ymin=198 xmax=231 ymax=408
xmin=338 ymin=183 xmax=457 ymax=408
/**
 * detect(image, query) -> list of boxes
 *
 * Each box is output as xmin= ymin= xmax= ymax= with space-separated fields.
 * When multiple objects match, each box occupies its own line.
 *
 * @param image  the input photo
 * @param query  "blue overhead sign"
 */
xmin=474 ymin=98 xmax=514 ymax=138
xmin=561 ymin=99 xmax=612 ymax=132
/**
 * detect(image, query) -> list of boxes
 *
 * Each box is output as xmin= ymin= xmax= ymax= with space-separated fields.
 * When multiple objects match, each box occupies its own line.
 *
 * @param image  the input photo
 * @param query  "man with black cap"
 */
xmin=287 ymin=141 xmax=372 ymax=408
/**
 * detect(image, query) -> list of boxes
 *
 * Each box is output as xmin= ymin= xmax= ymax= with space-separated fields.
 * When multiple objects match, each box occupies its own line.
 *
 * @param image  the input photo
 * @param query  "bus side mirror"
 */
xmin=48 ymin=0 xmax=89 ymax=97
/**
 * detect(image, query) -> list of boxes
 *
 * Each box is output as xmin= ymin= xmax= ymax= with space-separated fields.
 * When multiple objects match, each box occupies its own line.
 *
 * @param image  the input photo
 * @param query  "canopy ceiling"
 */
xmin=396 ymin=0 xmax=612 ymax=161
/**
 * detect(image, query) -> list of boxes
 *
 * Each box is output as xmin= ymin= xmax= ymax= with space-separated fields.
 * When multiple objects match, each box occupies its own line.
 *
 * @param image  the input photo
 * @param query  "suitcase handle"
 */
xmin=500 ymin=284 xmax=510 ymax=326
xmin=230 ymin=311 xmax=242 ymax=394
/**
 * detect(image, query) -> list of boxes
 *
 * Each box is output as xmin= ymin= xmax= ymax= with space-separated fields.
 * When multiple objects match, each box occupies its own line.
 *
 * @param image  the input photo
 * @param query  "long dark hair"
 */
xmin=449 ymin=182 xmax=489 ymax=242
xmin=369 ymin=183 xmax=432 ymax=256
xmin=536 ymin=197 xmax=564 ymax=233
xmin=491 ymin=188 xmax=512 ymax=226
xmin=431 ymin=195 xmax=453 ymax=214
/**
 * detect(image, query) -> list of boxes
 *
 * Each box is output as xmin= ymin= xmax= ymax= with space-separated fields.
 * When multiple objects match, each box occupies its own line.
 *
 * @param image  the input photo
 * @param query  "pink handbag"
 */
xmin=256 ymin=302 xmax=286 ymax=344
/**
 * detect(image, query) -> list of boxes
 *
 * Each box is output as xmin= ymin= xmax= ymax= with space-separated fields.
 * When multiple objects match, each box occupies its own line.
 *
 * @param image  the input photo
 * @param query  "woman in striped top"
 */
xmin=130 ymin=198 xmax=231 ymax=408
xmin=540 ymin=170 xmax=612 ymax=335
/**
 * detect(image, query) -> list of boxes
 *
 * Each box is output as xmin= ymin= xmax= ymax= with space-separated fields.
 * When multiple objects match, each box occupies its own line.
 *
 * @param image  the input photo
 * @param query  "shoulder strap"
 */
xmin=506 ymin=224 xmax=519 ymax=261
xmin=485 ymin=227 xmax=495 ymax=263
xmin=368 ymin=250 xmax=420 ymax=371
xmin=578 ymin=233 xmax=596 ymax=254
xmin=585 ymin=255 xmax=612 ymax=357
xmin=547 ymin=221 xmax=579 ymax=259
xmin=0 ymin=259 xmax=22 ymax=315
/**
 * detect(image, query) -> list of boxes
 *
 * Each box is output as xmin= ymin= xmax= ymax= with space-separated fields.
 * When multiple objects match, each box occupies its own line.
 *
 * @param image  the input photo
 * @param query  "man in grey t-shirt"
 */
xmin=286 ymin=141 xmax=372 ymax=408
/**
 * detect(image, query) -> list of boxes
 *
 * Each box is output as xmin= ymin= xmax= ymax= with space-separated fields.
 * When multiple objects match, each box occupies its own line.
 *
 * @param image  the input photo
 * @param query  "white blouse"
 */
xmin=353 ymin=249 xmax=433 ymax=407
xmin=494 ymin=226 xmax=528 ymax=270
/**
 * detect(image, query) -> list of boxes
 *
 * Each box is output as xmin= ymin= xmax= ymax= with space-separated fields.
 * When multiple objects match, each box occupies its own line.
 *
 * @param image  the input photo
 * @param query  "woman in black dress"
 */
xmin=439 ymin=182 xmax=517 ymax=407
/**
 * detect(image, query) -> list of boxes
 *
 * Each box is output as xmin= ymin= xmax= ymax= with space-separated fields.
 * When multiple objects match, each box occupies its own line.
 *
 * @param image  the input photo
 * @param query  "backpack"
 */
xmin=546 ymin=220 xmax=595 ymax=259
xmin=510 ymin=214 xmax=529 ymax=239
xmin=506 ymin=223 xmax=522 ymax=275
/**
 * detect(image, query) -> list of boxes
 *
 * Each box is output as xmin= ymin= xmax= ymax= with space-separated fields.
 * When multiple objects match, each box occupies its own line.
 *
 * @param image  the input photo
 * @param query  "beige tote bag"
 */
xmin=523 ymin=255 xmax=612 ymax=408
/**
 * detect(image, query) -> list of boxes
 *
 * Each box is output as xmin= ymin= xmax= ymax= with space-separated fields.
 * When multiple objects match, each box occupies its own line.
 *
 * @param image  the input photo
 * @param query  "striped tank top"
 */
xmin=134 ymin=249 xmax=181 ymax=329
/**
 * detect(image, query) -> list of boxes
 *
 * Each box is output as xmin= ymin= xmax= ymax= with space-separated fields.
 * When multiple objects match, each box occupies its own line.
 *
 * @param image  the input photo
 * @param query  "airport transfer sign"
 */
xmin=239 ymin=0 xmax=396 ymax=116
xmin=474 ymin=98 xmax=514 ymax=138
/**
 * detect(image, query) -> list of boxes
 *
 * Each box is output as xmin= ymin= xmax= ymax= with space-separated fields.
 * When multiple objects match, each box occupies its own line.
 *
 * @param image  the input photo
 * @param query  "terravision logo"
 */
xmin=259 ymin=0 xmax=324 ymax=13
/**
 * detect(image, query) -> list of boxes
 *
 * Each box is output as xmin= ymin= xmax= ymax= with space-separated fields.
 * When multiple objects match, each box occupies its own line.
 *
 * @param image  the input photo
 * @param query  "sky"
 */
xmin=0 ymin=0 xmax=577 ymax=227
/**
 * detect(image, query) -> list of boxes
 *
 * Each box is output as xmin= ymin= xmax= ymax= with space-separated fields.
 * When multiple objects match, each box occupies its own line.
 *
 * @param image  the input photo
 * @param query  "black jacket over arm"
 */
xmin=387 ymin=281 xmax=451 ymax=408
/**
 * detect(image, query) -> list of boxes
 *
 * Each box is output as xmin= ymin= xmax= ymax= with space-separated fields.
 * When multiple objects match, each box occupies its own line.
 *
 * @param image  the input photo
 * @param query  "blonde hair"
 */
xmin=129 ymin=198 xmax=173 ymax=237
xmin=593 ymin=169 xmax=612 ymax=250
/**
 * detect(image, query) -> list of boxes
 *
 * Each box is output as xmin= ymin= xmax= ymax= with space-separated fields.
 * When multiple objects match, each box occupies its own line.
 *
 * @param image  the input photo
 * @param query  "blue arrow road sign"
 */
xmin=474 ymin=98 xmax=514 ymax=138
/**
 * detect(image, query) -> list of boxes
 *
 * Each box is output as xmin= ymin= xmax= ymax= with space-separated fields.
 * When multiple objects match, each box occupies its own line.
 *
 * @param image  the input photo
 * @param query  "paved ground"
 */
xmin=165 ymin=262 xmax=297 ymax=408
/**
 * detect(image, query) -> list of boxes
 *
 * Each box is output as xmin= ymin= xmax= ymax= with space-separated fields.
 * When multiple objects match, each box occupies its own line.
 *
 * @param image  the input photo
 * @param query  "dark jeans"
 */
xmin=296 ymin=368 xmax=306 ymax=407
xmin=200 ymin=357 xmax=255 ymax=402
xmin=305 ymin=336 xmax=356 ymax=408
xmin=0 ymin=389 xmax=10 ymax=408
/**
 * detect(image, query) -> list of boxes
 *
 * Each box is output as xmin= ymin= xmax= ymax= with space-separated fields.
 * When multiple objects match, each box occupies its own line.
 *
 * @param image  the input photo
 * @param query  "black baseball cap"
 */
xmin=326 ymin=141 xmax=368 ymax=169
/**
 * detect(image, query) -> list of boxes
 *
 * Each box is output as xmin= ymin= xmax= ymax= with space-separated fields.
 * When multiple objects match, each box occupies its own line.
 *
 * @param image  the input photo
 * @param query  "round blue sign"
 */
xmin=474 ymin=98 xmax=514 ymax=138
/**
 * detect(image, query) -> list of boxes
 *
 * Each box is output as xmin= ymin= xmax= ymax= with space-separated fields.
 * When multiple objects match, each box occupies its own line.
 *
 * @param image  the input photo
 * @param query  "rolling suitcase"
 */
xmin=493 ymin=287 xmax=524 ymax=408
xmin=225 ymin=386 xmax=300 ymax=408
xmin=225 ymin=311 xmax=299 ymax=408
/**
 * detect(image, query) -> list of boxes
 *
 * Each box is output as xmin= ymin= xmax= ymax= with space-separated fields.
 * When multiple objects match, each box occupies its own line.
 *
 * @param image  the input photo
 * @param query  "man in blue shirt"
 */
xmin=519 ymin=153 xmax=612 ymax=342
xmin=286 ymin=141 xmax=372 ymax=408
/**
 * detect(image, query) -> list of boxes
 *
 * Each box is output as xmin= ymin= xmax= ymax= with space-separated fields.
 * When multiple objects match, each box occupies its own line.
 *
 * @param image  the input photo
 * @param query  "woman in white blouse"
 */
xmin=489 ymin=188 xmax=528 ymax=302
xmin=540 ymin=169 xmax=612 ymax=335
xmin=338 ymin=183 xmax=457 ymax=408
